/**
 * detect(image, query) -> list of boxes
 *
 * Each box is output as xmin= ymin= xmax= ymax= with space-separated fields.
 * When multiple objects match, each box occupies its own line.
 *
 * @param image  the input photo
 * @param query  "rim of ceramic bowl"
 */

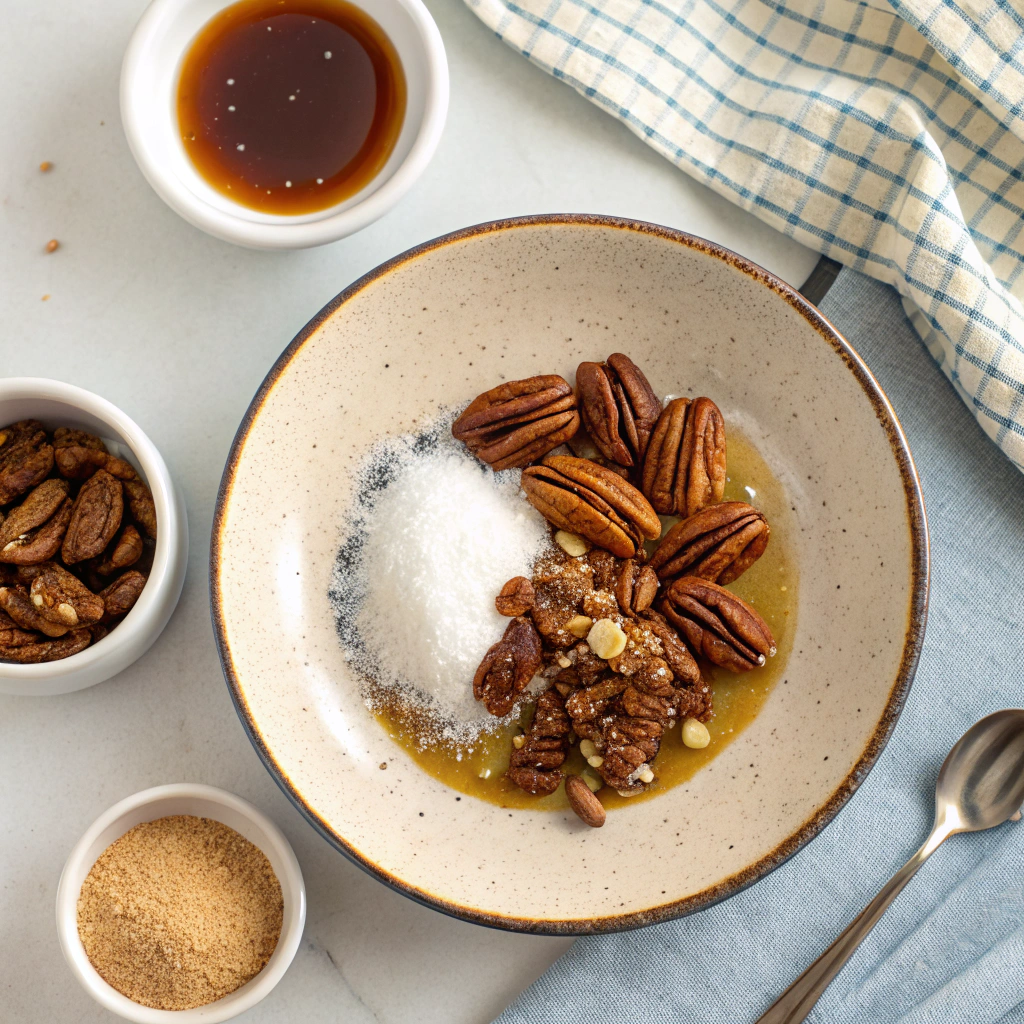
xmin=210 ymin=214 xmax=930 ymax=934
xmin=55 ymin=783 xmax=306 ymax=1023
xmin=0 ymin=378 xmax=188 ymax=696
xmin=120 ymin=0 xmax=449 ymax=250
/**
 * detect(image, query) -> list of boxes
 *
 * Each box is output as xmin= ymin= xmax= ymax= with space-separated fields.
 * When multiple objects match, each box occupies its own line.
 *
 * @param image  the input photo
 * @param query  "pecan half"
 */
xmin=507 ymin=688 xmax=571 ymax=796
xmin=565 ymin=675 xmax=627 ymax=724
xmin=660 ymin=577 xmax=776 ymax=672
xmin=0 ymin=609 xmax=41 ymax=648
xmin=53 ymin=428 xmax=137 ymax=481
xmin=642 ymin=397 xmax=726 ymax=516
xmin=0 ymin=422 xmax=54 ymax=505
xmin=97 ymin=524 xmax=144 ymax=575
xmin=576 ymin=354 xmax=661 ymax=468
xmin=0 ymin=585 xmax=69 ymax=636
xmin=650 ymin=501 xmax=769 ymax=585
xmin=99 ymin=570 xmax=147 ymax=617
xmin=614 ymin=559 xmax=659 ymax=616
xmin=521 ymin=456 xmax=660 ymax=558
xmin=597 ymin=715 xmax=663 ymax=792
xmin=29 ymin=562 xmax=105 ymax=627
xmin=452 ymin=375 xmax=579 ymax=470
xmin=639 ymin=608 xmax=702 ymax=689
xmin=0 ymin=627 xmax=90 ymax=663
xmin=0 ymin=480 xmax=73 ymax=564
xmin=123 ymin=478 xmax=157 ymax=539
xmin=62 ymin=469 xmax=123 ymax=563
xmin=473 ymin=616 xmax=543 ymax=717
xmin=495 ymin=576 xmax=535 ymax=617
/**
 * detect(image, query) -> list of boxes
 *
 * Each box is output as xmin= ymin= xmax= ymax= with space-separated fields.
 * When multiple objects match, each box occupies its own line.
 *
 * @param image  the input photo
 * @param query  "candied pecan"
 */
xmin=650 ymin=501 xmax=769 ymax=585
xmin=606 ymin=616 xmax=664 ymax=676
xmin=660 ymin=577 xmax=776 ymax=672
xmin=614 ymin=558 xmax=659 ymax=615
xmin=565 ymin=676 xmax=627 ymax=724
xmin=0 ymin=627 xmax=90 ymax=663
xmin=452 ymin=375 xmax=579 ymax=470
xmin=97 ymin=524 xmax=144 ymax=575
xmin=495 ymin=576 xmax=535 ymax=617
xmin=581 ymin=588 xmax=619 ymax=622
xmin=529 ymin=549 xmax=594 ymax=647
xmin=0 ymin=609 xmax=40 ymax=648
xmin=0 ymin=585 xmax=69 ymax=637
xmin=123 ymin=477 xmax=157 ymax=539
xmin=677 ymin=674 xmax=714 ymax=723
xmin=0 ymin=480 xmax=73 ymax=565
xmin=62 ymin=469 xmax=123 ymax=563
xmin=29 ymin=562 xmax=105 ymax=627
xmin=586 ymin=548 xmax=619 ymax=591
xmin=597 ymin=715 xmax=664 ymax=791
xmin=473 ymin=616 xmax=543 ymax=717
xmin=99 ymin=570 xmax=147 ymax=618
xmin=640 ymin=608 xmax=702 ymax=688
xmin=576 ymin=354 xmax=661 ymax=469
xmin=642 ymin=397 xmax=726 ymax=517
xmin=53 ymin=428 xmax=137 ymax=481
xmin=0 ymin=422 xmax=53 ymax=505
xmin=507 ymin=688 xmax=572 ymax=796
xmin=621 ymin=656 xmax=677 ymax=725
xmin=521 ymin=456 xmax=660 ymax=558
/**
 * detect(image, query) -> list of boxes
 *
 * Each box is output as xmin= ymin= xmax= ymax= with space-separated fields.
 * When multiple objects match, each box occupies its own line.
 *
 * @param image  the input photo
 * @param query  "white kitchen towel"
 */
xmin=464 ymin=0 xmax=1024 ymax=470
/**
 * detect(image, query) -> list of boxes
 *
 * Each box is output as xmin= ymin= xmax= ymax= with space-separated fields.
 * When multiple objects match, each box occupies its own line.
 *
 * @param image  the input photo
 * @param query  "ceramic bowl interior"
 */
xmin=212 ymin=216 xmax=928 ymax=932
xmin=121 ymin=0 xmax=448 ymax=248
xmin=0 ymin=379 xmax=188 ymax=697
xmin=56 ymin=784 xmax=306 ymax=1024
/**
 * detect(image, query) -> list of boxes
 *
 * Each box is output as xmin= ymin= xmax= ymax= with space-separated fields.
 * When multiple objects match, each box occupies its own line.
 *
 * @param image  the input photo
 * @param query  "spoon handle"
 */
xmin=754 ymin=825 xmax=951 ymax=1024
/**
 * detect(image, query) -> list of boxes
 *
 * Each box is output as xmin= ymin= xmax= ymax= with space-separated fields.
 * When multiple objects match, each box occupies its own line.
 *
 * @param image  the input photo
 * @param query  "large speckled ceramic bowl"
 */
xmin=212 ymin=215 xmax=928 ymax=933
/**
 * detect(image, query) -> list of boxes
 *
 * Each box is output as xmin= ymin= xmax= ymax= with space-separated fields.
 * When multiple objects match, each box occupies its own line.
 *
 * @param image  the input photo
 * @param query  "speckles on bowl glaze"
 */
xmin=211 ymin=215 xmax=927 ymax=934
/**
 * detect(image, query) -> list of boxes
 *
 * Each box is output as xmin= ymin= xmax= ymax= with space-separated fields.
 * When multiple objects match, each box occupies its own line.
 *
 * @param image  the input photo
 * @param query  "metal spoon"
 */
xmin=757 ymin=708 xmax=1024 ymax=1024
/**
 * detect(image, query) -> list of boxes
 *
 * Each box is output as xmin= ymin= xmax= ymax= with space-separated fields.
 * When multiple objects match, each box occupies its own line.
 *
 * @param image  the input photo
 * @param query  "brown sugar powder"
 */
xmin=76 ymin=815 xmax=284 ymax=1011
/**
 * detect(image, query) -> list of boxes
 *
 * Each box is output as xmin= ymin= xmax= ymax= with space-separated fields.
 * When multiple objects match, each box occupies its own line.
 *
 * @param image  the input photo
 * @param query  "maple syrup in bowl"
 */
xmin=178 ymin=0 xmax=407 ymax=216
xmin=121 ymin=0 xmax=447 ymax=247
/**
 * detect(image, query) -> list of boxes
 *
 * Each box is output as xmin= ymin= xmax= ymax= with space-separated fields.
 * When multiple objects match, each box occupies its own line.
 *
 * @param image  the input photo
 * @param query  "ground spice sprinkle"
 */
xmin=76 ymin=815 xmax=283 ymax=1011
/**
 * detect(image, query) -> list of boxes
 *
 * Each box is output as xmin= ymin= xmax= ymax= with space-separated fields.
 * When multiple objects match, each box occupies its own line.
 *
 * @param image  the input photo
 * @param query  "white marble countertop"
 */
xmin=0 ymin=0 xmax=816 ymax=1020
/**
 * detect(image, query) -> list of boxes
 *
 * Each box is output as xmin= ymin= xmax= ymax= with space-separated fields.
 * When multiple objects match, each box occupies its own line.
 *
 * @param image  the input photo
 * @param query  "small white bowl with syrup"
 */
xmin=121 ymin=0 xmax=448 ymax=249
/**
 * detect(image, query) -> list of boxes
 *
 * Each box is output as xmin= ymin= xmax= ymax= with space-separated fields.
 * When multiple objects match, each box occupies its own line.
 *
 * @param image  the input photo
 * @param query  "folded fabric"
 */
xmin=492 ymin=271 xmax=1024 ymax=1024
xmin=465 ymin=0 xmax=1024 ymax=471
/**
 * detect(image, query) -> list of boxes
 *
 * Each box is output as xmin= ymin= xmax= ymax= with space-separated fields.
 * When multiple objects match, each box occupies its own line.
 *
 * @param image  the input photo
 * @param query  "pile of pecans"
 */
xmin=453 ymin=354 xmax=776 ymax=828
xmin=0 ymin=420 xmax=156 ymax=664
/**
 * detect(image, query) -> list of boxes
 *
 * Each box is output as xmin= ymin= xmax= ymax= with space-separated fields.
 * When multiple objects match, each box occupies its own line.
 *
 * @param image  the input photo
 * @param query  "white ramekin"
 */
xmin=56 ymin=784 xmax=306 ymax=1023
xmin=0 ymin=378 xmax=188 ymax=697
xmin=120 ymin=0 xmax=448 ymax=249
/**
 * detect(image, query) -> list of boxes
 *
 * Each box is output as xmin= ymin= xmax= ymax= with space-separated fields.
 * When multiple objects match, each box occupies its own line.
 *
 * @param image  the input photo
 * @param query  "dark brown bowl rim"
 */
xmin=210 ymin=213 xmax=929 ymax=935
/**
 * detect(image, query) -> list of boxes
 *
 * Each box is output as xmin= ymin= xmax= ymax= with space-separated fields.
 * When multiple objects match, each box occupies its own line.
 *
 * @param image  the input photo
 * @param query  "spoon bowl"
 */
xmin=937 ymin=708 xmax=1024 ymax=833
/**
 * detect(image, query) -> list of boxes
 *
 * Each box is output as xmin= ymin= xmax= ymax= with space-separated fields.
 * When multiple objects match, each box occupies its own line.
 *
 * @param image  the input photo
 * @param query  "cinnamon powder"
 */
xmin=76 ymin=815 xmax=284 ymax=1011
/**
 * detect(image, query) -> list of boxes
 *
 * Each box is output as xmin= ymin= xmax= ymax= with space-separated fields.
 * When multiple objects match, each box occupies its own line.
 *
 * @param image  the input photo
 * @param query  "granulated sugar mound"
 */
xmin=329 ymin=420 xmax=552 ymax=743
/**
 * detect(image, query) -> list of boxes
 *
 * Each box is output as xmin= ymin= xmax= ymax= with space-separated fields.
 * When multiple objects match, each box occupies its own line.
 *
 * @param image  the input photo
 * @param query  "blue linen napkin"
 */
xmin=464 ymin=0 xmax=1024 ymax=472
xmin=493 ymin=270 xmax=1024 ymax=1024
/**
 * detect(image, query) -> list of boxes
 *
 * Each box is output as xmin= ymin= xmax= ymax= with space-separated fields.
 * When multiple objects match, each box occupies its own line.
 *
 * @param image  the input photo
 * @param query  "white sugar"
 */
xmin=330 ymin=423 xmax=551 ymax=743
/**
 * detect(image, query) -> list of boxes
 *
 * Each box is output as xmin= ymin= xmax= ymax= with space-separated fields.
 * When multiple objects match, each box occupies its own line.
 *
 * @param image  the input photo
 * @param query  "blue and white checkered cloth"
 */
xmin=465 ymin=0 xmax=1024 ymax=471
